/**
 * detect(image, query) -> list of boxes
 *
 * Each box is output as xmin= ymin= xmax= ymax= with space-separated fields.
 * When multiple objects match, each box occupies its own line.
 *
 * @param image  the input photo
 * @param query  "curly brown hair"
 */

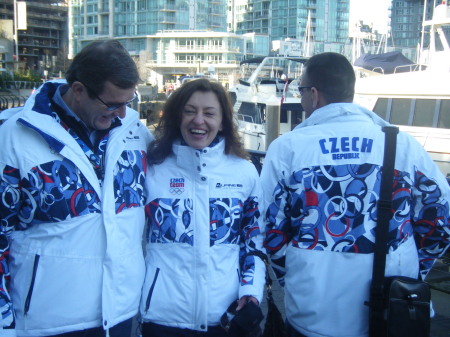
xmin=148 ymin=79 xmax=247 ymax=165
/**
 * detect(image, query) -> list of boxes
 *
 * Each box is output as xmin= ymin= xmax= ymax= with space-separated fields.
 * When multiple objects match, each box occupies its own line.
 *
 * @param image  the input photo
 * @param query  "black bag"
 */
xmin=381 ymin=276 xmax=431 ymax=337
xmin=368 ymin=126 xmax=431 ymax=337
xmin=262 ymin=291 xmax=286 ymax=337
xmin=247 ymin=250 xmax=287 ymax=337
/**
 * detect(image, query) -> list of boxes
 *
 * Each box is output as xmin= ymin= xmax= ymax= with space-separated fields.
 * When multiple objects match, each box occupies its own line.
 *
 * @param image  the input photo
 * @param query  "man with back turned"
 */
xmin=261 ymin=52 xmax=450 ymax=337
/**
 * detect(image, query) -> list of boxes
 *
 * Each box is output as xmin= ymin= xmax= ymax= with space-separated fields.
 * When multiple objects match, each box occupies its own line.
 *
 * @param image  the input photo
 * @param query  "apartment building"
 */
xmin=69 ymin=0 xmax=268 ymax=87
xmin=389 ymin=0 xmax=450 ymax=61
xmin=390 ymin=0 xmax=433 ymax=50
xmin=231 ymin=0 xmax=351 ymax=54
xmin=0 ymin=0 xmax=68 ymax=73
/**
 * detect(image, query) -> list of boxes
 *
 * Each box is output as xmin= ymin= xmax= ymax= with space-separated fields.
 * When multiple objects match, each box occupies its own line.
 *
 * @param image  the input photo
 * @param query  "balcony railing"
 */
xmin=146 ymin=59 xmax=241 ymax=67
xmin=172 ymin=45 xmax=240 ymax=52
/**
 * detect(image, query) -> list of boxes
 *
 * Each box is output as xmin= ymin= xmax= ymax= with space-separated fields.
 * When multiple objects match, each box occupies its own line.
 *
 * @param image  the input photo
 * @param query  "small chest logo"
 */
xmin=170 ymin=178 xmax=185 ymax=195
xmin=216 ymin=182 xmax=243 ymax=189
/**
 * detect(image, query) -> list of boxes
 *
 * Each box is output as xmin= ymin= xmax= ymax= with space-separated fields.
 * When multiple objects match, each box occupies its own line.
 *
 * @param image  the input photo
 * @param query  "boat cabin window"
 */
xmin=438 ymin=100 xmax=450 ymax=128
xmin=413 ymin=99 xmax=435 ymax=127
xmin=373 ymin=97 xmax=450 ymax=129
xmin=373 ymin=98 xmax=389 ymax=119
xmin=280 ymin=109 xmax=287 ymax=123
xmin=238 ymin=102 xmax=263 ymax=124
xmin=390 ymin=99 xmax=411 ymax=125
xmin=280 ymin=104 xmax=304 ymax=128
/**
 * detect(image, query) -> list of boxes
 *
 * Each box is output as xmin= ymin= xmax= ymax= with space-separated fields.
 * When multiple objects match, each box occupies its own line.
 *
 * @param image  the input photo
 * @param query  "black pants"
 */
xmin=48 ymin=318 xmax=133 ymax=337
xmin=141 ymin=322 xmax=228 ymax=337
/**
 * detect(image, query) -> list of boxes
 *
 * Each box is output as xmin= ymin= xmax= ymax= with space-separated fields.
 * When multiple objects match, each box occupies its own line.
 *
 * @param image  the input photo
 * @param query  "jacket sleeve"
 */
xmin=0 ymin=164 xmax=21 ymax=333
xmin=260 ymin=139 xmax=293 ymax=287
xmin=238 ymin=165 xmax=266 ymax=304
xmin=410 ymin=154 xmax=450 ymax=280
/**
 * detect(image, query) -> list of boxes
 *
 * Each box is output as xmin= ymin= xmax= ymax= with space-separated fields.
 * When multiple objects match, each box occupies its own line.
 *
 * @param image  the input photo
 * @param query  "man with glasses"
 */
xmin=0 ymin=40 xmax=153 ymax=336
xmin=261 ymin=52 xmax=450 ymax=337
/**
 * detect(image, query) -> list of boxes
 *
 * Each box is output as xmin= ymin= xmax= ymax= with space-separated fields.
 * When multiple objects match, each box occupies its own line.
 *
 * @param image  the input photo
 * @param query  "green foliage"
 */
xmin=12 ymin=70 xmax=42 ymax=82
xmin=0 ymin=70 xmax=42 ymax=89
xmin=0 ymin=72 xmax=13 ymax=89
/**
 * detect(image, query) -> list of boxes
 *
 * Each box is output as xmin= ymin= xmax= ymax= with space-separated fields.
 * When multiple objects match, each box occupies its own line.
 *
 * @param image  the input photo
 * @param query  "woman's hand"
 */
xmin=236 ymin=295 xmax=259 ymax=311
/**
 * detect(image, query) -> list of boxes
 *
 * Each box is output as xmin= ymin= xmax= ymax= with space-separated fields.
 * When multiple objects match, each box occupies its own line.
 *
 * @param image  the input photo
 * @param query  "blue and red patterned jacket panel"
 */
xmin=145 ymin=195 xmax=262 ymax=287
xmin=1 ymin=150 xmax=147 ymax=231
xmin=264 ymin=163 xmax=450 ymax=282
xmin=146 ymin=197 xmax=260 ymax=245
xmin=114 ymin=150 xmax=147 ymax=214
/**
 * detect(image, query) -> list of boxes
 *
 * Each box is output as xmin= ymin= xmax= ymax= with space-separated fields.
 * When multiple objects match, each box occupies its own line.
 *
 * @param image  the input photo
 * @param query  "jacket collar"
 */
xmin=295 ymin=103 xmax=391 ymax=129
xmin=174 ymin=137 xmax=225 ymax=168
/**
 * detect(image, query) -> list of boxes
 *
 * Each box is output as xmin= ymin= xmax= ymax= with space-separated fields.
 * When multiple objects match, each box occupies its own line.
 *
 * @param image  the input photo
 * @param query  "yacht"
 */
xmin=228 ymin=56 xmax=307 ymax=151
xmin=229 ymin=10 xmax=313 ymax=152
xmin=354 ymin=3 xmax=450 ymax=177
xmin=231 ymin=3 xmax=450 ymax=180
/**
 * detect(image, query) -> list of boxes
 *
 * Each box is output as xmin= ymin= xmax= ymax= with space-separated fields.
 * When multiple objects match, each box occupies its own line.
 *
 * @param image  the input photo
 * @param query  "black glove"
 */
xmin=221 ymin=300 xmax=263 ymax=337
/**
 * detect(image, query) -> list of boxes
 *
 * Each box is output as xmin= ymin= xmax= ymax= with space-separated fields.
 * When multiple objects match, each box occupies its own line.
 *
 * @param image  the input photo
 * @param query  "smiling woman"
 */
xmin=148 ymin=78 xmax=247 ymax=165
xmin=141 ymin=78 xmax=267 ymax=336
xmin=180 ymin=91 xmax=223 ymax=150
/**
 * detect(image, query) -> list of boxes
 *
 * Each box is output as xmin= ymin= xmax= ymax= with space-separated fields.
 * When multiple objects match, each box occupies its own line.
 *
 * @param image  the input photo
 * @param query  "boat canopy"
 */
xmin=354 ymin=51 xmax=415 ymax=74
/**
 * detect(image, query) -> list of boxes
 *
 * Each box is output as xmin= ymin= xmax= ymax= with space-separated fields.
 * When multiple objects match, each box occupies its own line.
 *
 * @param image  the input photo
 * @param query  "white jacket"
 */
xmin=0 ymin=81 xmax=153 ymax=336
xmin=261 ymin=103 xmax=450 ymax=337
xmin=140 ymin=139 xmax=266 ymax=331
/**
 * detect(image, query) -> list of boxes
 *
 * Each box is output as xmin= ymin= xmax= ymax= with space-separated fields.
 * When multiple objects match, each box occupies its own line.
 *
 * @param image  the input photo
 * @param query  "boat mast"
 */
xmin=303 ymin=10 xmax=313 ymax=57
xmin=419 ymin=0 xmax=428 ymax=67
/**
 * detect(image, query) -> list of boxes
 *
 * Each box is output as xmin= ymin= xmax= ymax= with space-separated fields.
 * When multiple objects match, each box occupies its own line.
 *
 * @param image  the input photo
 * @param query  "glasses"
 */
xmin=298 ymin=86 xmax=313 ymax=96
xmin=80 ymin=81 xmax=138 ymax=111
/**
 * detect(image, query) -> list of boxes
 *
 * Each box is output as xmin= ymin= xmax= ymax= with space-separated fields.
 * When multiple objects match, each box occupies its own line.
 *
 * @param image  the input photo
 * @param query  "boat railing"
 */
xmin=370 ymin=67 xmax=385 ymax=74
xmin=238 ymin=114 xmax=255 ymax=123
xmin=363 ymin=63 xmax=428 ymax=75
xmin=393 ymin=63 xmax=428 ymax=73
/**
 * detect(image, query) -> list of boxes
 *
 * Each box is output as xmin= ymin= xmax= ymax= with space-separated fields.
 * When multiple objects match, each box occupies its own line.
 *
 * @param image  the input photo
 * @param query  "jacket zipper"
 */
xmin=145 ymin=267 xmax=160 ymax=313
xmin=24 ymin=254 xmax=40 ymax=328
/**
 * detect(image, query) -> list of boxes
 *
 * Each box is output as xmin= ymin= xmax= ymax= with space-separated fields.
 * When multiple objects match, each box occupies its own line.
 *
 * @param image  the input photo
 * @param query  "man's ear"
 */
xmin=311 ymin=87 xmax=327 ymax=110
xmin=311 ymin=87 xmax=320 ymax=110
xmin=71 ymin=81 xmax=85 ymax=100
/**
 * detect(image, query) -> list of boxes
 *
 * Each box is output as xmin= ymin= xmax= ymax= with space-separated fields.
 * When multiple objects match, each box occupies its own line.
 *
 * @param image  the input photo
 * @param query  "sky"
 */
xmin=349 ymin=0 xmax=392 ymax=34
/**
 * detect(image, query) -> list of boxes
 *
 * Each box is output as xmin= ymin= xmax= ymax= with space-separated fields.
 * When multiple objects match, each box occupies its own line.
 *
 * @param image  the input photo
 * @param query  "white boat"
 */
xmin=229 ymin=9 xmax=316 ymax=152
xmin=229 ymin=10 xmax=315 ymax=152
xmin=231 ymin=3 xmax=450 ymax=180
xmin=229 ymin=56 xmax=308 ymax=151
xmin=354 ymin=2 xmax=450 ymax=178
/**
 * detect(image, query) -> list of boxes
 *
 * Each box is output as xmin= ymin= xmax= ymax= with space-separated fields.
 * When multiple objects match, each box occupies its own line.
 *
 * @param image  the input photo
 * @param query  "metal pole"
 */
xmin=14 ymin=0 xmax=19 ymax=70
xmin=419 ymin=0 xmax=428 ymax=67
xmin=265 ymin=102 xmax=280 ymax=151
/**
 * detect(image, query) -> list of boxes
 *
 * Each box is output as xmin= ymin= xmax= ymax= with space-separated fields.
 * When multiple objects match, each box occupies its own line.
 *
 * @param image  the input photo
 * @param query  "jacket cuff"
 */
xmin=239 ymin=283 xmax=264 ymax=304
